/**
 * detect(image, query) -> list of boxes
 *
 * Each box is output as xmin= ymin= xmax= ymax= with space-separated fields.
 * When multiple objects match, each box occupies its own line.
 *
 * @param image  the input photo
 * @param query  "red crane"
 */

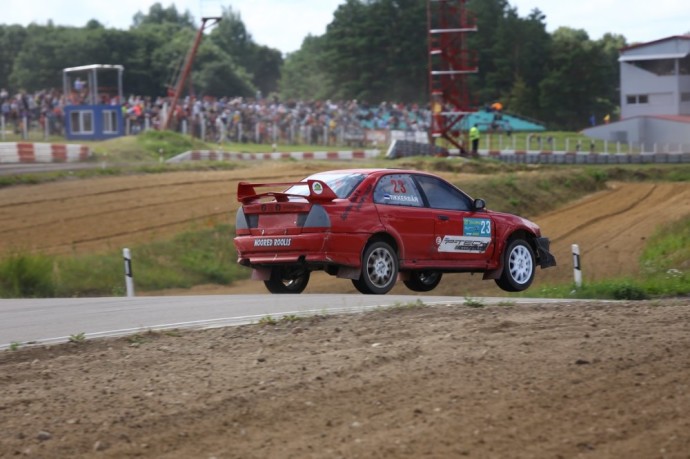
xmin=162 ymin=16 xmax=221 ymax=131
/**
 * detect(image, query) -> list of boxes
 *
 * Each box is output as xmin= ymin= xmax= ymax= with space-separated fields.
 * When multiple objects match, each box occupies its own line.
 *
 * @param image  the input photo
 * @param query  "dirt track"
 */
xmin=2 ymin=164 xmax=689 ymax=296
xmin=1 ymin=299 xmax=689 ymax=458
xmin=1 ymin=165 xmax=690 ymax=457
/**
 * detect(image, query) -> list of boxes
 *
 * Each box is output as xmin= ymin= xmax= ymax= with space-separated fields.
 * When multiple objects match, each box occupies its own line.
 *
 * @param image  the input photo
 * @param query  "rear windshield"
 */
xmin=285 ymin=172 xmax=365 ymax=199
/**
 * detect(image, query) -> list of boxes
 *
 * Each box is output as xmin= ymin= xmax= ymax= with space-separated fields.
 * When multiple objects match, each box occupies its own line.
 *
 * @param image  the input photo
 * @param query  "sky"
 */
xmin=2 ymin=0 xmax=689 ymax=55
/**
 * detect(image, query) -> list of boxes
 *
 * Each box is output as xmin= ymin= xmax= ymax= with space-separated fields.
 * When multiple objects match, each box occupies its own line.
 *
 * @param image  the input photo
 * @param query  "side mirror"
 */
xmin=473 ymin=198 xmax=486 ymax=211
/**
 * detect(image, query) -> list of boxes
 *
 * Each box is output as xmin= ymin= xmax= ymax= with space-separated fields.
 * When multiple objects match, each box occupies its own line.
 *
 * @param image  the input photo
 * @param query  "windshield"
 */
xmin=285 ymin=172 xmax=365 ymax=199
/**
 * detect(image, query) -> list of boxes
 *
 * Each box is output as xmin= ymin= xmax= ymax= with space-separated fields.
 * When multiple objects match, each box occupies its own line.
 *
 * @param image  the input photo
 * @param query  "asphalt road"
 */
xmin=0 ymin=294 xmax=578 ymax=349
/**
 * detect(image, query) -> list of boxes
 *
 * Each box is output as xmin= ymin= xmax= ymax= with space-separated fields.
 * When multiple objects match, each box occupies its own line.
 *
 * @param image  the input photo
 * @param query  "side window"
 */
xmin=415 ymin=175 xmax=471 ymax=211
xmin=69 ymin=110 xmax=94 ymax=134
xmin=373 ymin=174 xmax=423 ymax=207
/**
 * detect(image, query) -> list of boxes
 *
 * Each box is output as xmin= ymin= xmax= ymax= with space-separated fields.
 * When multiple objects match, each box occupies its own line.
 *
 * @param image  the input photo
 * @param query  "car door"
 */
xmin=413 ymin=174 xmax=495 ymax=268
xmin=373 ymin=173 xmax=436 ymax=265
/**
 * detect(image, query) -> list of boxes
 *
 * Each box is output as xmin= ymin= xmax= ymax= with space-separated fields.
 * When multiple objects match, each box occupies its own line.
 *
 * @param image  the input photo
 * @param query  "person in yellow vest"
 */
xmin=469 ymin=124 xmax=480 ymax=157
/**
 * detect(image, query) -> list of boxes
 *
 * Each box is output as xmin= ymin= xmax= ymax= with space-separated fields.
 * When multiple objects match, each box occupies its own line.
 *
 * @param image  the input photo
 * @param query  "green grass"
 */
xmin=532 ymin=214 xmax=690 ymax=300
xmin=0 ymin=224 xmax=247 ymax=298
xmin=641 ymin=216 xmax=690 ymax=272
xmin=463 ymin=297 xmax=485 ymax=308
xmin=0 ymin=252 xmax=55 ymax=297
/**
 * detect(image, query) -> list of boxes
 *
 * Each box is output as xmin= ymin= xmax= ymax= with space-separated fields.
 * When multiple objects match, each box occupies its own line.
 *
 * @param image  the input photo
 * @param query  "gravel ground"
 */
xmin=1 ymin=299 xmax=689 ymax=458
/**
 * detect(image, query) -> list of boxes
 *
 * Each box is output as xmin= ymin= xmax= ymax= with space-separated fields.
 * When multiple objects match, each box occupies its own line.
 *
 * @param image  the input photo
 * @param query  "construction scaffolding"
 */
xmin=427 ymin=0 xmax=478 ymax=155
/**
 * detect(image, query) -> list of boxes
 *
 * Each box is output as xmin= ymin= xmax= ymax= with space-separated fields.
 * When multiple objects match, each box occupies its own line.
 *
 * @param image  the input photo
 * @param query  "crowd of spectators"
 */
xmin=0 ymin=88 xmax=65 ymax=137
xmin=1 ymin=87 xmax=433 ymax=145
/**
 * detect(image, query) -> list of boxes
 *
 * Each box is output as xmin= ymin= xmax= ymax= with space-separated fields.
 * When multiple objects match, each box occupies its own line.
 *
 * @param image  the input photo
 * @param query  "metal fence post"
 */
xmin=123 ymin=248 xmax=135 ymax=297
xmin=572 ymin=244 xmax=582 ymax=288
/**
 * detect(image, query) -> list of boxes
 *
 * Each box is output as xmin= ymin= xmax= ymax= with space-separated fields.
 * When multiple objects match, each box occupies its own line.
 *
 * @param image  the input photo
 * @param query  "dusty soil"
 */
xmin=1 ymin=299 xmax=689 ymax=458
xmin=2 ymin=164 xmax=690 ymax=457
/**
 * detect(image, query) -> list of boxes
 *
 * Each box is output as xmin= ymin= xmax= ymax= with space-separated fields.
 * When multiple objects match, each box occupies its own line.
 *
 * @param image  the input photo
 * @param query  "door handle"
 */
xmin=438 ymin=215 xmax=449 ymax=221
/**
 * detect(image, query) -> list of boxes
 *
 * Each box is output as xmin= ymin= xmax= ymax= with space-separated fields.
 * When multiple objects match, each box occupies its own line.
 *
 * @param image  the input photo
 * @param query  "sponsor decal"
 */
xmin=253 ymin=238 xmax=292 ymax=247
xmin=384 ymin=194 xmax=419 ymax=203
xmin=464 ymin=218 xmax=491 ymax=237
xmin=312 ymin=182 xmax=323 ymax=195
xmin=341 ymin=184 xmax=372 ymax=221
xmin=438 ymin=236 xmax=491 ymax=253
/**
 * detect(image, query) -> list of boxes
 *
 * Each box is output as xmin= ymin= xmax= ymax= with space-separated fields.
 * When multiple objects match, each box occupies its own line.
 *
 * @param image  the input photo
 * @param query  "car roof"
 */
xmin=309 ymin=168 xmax=435 ymax=177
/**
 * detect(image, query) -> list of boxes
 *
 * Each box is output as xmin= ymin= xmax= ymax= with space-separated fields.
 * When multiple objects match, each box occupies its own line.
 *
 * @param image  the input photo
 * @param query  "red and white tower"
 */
xmin=427 ymin=0 xmax=478 ymax=154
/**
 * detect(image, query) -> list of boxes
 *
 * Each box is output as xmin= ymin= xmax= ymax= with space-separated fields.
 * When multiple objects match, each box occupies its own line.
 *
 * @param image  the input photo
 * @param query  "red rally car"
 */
xmin=234 ymin=168 xmax=556 ymax=294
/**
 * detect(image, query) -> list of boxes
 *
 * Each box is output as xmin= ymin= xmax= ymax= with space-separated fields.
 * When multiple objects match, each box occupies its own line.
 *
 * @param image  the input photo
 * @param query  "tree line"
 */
xmin=0 ymin=0 xmax=630 ymax=130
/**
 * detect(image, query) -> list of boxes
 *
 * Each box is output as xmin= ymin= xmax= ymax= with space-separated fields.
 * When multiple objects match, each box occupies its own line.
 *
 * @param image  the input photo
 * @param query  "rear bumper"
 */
xmin=234 ymin=233 xmax=366 ymax=268
xmin=535 ymin=237 xmax=557 ymax=269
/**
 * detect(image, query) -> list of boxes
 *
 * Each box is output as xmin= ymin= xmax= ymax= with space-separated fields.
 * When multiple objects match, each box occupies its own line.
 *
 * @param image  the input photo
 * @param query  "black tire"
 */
xmin=264 ymin=267 xmax=310 ymax=294
xmin=403 ymin=271 xmax=443 ymax=292
xmin=495 ymin=239 xmax=535 ymax=292
xmin=351 ymin=241 xmax=398 ymax=294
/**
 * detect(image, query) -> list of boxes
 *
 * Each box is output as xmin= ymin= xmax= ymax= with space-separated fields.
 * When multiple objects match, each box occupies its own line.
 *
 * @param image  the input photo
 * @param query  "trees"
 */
xmin=538 ymin=28 xmax=626 ymax=130
xmin=0 ymin=0 xmax=626 ymax=130
xmin=0 ymin=25 xmax=28 ymax=91
xmin=131 ymin=3 xmax=195 ymax=29
xmin=282 ymin=0 xmax=426 ymax=103
xmin=279 ymin=35 xmax=330 ymax=100
xmin=209 ymin=7 xmax=282 ymax=97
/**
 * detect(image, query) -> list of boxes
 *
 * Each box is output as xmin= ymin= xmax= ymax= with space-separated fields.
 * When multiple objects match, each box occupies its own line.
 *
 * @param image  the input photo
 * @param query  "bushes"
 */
xmin=0 ymin=252 xmax=55 ymax=297
xmin=0 ymin=224 xmax=246 ymax=298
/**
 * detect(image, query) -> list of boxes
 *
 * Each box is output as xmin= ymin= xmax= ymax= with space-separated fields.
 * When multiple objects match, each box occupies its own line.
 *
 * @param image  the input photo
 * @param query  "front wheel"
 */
xmin=264 ymin=267 xmax=310 ymax=294
xmin=403 ymin=271 xmax=443 ymax=292
xmin=351 ymin=241 xmax=398 ymax=294
xmin=495 ymin=239 xmax=535 ymax=292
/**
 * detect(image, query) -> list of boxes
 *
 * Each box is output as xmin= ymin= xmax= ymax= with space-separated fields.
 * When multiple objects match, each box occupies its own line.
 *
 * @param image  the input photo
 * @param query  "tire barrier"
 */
xmin=0 ymin=143 xmax=92 ymax=163
xmin=168 ymin=147 xmax=690 ymax=164
xmin=386 ymin=140 xmax=449 ymax=158
xmin=167 ymin=149 xmax=381 ymax=163
xmin=481 ymin=150 xmax=690 ymax=164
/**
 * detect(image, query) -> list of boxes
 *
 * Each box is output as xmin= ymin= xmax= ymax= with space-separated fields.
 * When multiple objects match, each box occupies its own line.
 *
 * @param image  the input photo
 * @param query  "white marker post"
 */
xmin=123 ymin=248 xmax=135 ymax=297
xmin=572 ymin=244 xmax=582 ymax=288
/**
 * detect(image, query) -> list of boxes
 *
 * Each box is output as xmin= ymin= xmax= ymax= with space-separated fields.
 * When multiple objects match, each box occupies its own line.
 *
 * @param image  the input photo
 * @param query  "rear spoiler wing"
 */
xmin=237 ymin=180 xmax=338 ymax=204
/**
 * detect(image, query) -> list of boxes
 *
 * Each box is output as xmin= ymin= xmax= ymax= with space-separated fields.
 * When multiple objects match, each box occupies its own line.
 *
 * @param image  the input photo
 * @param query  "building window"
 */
xmin=70 ymin=110 xmax=94 ymax=134
xmin=681 ymin=92 xmax=690 ymax=102
xmin=102 ymin=110 xmax=119 ymax=134
xmin=632 ymin=58 xmax=676 ymax=75
xmin=626 ymin=94 xmax=649 ymax=105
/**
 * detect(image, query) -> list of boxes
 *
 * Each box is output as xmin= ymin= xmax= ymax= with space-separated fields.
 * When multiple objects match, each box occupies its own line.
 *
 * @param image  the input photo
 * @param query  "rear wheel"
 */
xmin=351 ymin=241 xmax=398 ymax=294
xmin=495 ymin=239 xmax=535 ymax=292
xmin=403 ymin=271 xmax=443 ymax=292
xmin=264 ymin=267 xmax=310 ymax=294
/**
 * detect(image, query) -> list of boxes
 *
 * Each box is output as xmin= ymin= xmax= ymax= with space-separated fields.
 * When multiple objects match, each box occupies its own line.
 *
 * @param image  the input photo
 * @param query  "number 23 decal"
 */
xmin=391 ymin=179 xmax=406 ymax=193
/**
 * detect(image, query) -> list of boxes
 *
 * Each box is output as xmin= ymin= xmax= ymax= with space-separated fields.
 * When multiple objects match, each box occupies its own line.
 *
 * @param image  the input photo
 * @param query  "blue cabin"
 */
xmin=62 ymin=64 xmax=125 ymax=141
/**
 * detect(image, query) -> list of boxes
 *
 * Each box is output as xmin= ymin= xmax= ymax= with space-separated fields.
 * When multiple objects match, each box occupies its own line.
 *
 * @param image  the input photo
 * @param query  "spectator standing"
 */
xmin=469 ymin=123 xmax=480 ymax=157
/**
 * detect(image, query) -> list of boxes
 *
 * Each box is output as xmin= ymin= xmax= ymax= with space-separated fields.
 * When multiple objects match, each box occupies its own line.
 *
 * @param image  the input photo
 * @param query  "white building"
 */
xmin=583 ymin=35 xmax=690 ymax=152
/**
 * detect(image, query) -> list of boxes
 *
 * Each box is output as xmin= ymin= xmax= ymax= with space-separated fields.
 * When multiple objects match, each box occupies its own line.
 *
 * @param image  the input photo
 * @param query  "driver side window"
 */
xmin=415 ymin=175 xmax=471 ymax=211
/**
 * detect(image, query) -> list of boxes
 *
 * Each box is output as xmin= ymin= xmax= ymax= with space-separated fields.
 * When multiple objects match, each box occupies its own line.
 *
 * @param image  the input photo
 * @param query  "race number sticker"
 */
xmin=464 ymin=218 xmax=491 ymax=237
